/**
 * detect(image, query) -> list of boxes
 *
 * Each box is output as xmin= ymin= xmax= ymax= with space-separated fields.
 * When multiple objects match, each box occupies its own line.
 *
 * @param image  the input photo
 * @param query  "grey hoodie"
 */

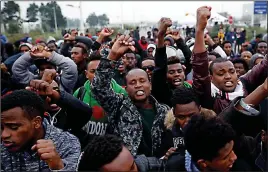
xmin=12 ymin=51 xmax=78 ymax=93
xmin=1 ymin=119 xmax=81 ymax=172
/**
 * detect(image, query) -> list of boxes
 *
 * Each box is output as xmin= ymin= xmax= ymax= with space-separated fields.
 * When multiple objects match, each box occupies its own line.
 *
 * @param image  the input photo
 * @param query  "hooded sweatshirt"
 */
xmin=73 ymin=79 xmax=127 ymax=137
xmin=1 ymin=119 xmax=81 ymax=172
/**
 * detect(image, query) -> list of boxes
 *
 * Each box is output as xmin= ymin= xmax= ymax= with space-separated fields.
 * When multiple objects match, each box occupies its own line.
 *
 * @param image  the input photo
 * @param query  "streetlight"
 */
xmin=66 ymin=2 xmax=84 ymax=34
xmin=53 ymin=4 xmax=58 ymax=34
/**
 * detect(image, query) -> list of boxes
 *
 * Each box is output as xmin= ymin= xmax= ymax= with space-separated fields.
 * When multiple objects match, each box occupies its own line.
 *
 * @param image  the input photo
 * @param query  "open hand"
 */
xmin=196 ymin=6 xmax=211 ymax=31
xmin=32 ymin=139 xmax=64 ymax=170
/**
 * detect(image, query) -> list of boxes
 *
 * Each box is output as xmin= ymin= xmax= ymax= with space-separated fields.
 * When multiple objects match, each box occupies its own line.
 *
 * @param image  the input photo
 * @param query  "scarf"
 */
xmin=211 ymin=81 xmax=244 ymax=101
xmin=185 ymin=150 xmax=200 ymax=172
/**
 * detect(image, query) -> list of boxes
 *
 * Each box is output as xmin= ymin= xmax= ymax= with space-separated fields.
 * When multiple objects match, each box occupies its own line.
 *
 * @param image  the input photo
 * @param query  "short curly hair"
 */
xmin=1 ymin=89 xmax=45 ymax=119
xmin=184 ymin=115 xmax=235 ymax=162
xmin=171 ymin=87 xmax=199 ymax=108
xmin=78 ymin=135 xmax=124 ymax=171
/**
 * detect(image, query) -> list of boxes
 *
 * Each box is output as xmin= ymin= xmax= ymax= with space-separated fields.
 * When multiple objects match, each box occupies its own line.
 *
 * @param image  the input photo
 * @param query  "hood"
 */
xmin=164 ymin=107 xmax=216 ymax=130
xmin=164 ymin=37 xmax=175 ymax=46
xmin=250 ymin=53 xmax=264 ymax=69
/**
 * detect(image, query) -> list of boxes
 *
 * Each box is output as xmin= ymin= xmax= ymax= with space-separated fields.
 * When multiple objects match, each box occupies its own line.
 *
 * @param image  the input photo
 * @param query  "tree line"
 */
xmin=1 ymin=1 xmax=110 ymax=34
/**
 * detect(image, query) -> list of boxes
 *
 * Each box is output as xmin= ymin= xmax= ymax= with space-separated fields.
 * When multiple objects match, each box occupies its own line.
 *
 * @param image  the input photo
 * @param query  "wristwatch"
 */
xmin=239 ymin=98 xmax=260 ymax=116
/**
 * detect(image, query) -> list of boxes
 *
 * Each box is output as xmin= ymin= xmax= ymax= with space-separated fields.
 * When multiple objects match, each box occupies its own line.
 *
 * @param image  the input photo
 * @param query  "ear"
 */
xmin=198 ymin=105 xmax=202 ymax=112
xmin=33 ymin=116 xmax=42 ymax=129
xmin=197 ymin=159 xmax=207 ymax=170
xmin=85 ymin=70 xmax=88 ymax=78
xmin=261 ymin=130 xmax=266 ymax=142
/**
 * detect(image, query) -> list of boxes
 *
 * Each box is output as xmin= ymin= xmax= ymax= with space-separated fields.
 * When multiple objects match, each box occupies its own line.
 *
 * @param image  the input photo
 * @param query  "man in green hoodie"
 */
xmin=73 ymin=52 xmax=127 ymax=140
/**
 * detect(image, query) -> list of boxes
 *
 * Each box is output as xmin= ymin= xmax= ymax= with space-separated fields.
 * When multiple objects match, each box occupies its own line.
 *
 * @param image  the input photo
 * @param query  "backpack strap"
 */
xmin=77 ymin=86 xmax=86 ymax=101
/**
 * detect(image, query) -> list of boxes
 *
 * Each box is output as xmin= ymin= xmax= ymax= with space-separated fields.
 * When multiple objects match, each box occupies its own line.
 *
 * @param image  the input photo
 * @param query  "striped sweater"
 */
xmin=1 ymin=120 xmax=81 ymax=172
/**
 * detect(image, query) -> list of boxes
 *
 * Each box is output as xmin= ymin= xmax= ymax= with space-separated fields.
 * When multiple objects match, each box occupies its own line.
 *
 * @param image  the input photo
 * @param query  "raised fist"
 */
xmin=196 ymin=6 xmax=211 ymax=31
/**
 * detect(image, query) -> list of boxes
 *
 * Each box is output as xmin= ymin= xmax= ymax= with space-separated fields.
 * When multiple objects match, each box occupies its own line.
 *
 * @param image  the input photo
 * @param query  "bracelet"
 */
xmin=239 ymin=98 xmax=260 ymax=116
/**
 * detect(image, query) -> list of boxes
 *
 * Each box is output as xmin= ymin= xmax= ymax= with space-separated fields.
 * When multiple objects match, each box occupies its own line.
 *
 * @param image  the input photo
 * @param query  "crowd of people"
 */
xmin=1 ymin=6 xmax=268 ymax=172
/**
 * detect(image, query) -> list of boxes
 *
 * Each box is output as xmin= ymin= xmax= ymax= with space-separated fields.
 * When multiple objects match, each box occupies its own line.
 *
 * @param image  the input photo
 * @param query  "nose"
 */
xmin=224 ymin=72 xmax=231 ymax=79
xmin=1 ymin=128 xmax=11 ymax=140
xmin=230 ymin=151 xmax=237 ymax=162
xmin=134 ymin=81 xmax=142 ymax=88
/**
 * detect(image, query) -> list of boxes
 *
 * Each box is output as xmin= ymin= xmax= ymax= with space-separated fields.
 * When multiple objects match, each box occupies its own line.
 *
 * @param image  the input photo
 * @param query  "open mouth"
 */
xmin=135 ymin=90 xmax=145 ymax=96
xmin=224 ymin=81 xmax=233 ymax=87
xmin=173 ymin=79 xmax=182 ymax=86
xmin=2 ymin=141 xmax=14 ymax=147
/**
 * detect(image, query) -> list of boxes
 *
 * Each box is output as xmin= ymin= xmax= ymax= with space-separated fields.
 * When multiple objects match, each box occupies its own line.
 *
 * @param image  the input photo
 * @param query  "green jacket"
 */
xmin=73 ymin=79 xmax=127 ymax=136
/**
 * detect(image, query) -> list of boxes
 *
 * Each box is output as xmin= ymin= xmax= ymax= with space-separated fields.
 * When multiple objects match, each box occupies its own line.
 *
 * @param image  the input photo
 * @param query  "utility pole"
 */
xmin=53 ymin=2 xmax=58 ymax=34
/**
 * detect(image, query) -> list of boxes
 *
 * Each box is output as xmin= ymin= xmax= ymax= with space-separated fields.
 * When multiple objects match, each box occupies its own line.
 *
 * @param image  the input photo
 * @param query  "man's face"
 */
xmin=117 ymin=59 xmax=126 ymax=73
xmin=20 ymin=46 xmax=30 ymax=53
xmin=125 ymin=69 xmax=151 ymax=103
xmin=102 ymin=147 xmax=138 ymax=171
xmin=174 ymin=102 xmax=200 ymax=129
xmin=164 ymin=40 xmax=172 ymax=47
xmin=213 ymin=37 xmax=220 ymax=45
xmin=141 ymin=37 xmax=146 ymax=44
xmin=167 ymin=63 xmax=185 ymax=88
xmin=122 ymin=53 xmax=136 ymax=70
xmin=241 ymin=51 xmax=252 ymax=65
xmin=203 ymin=141 xmax=237 ymax=172
xmin=47 ymin=42 xmax=57 ymax=52
xmin=147 ymin=48 xmax=155 ymax=57
xmin=141 ymin=59 xmax=155 ymax=81
xmin=223 ymin=43 xmax=232 ymax=56
xmin=211 ymin=61 xmax=238 ymax=93
xmin=71 ymin=30 xmax=78 ymax=37
xmin=234 ymin=63 xmax=247 ymax=78
xmin=86 ymin=60 xmax=100 ymax=83
xmin=257 ymin=42 xmax=267 ymax=55
xmin=147 ymin=32 xmax=151 ymax=37
xmin=1 ymin=107 xmax=41 ymax=152
xmin=71 ymin=47 xmax=85 ymax=64
xmin=39 ymin=64 xmax=56 ymax=78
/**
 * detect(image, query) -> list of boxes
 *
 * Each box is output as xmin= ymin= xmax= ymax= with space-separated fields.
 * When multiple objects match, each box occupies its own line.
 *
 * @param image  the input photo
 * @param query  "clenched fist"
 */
xmin=32 ymin=139 xmax=64 ymax=170
xmin=196 ymin=6 xmax=211 ymax=31
xmin=158 ymin=17 xmax=172 ymax=36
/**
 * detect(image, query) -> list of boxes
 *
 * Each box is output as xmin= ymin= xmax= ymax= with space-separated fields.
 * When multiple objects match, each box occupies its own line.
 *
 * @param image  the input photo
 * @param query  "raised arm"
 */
xmin=240 ymin=57 xmax=268 ymax=94
xmin=192 ymin=6 xmax=214 ymax=109
xmin=91 ymin=33 xmax=135 ymax=114
xmin=12 ymin=52 xmax=36 ymax=86
xmin=152 ymin=18 xmax=172 ymax=105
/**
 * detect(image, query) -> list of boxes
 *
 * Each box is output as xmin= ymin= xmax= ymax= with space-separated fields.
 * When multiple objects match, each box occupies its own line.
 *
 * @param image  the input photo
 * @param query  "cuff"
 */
xmin=50 ymin=159 xmax=68 ymax=171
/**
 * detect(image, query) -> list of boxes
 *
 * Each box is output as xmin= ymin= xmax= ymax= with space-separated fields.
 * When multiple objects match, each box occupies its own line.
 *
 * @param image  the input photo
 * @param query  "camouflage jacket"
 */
xmin=91 ymin=58 xmax=170 ymax=156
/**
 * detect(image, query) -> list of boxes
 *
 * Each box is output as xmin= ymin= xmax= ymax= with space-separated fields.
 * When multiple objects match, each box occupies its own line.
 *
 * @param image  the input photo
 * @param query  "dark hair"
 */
xmin=232 ymin=58 xmax=249 ymax=72
xmin=208 ymin=51 xmax=222 ymax=59
xmin=167 ymin=56 xmax=181 ymax=65
xmin=1 ymin=90 xmax=45 ymax=119
xmin=142 ymin=57 xmax=154 ymax=62
xmin=73 ymin=44 xmax=88 ymax=54
xmin=256 ymin=34 xmax=263 ymax=39
xmin=171 ymin=87 xmax=200 ymax=107
xmin=222 ymin=40 xmax=232 ymax=47
xmin=212 ymin=35 xmax=219 ymax=39
xmin=209 ymin=58 xmax=230 ymax=75
xmin=184 ymin=115 xmax=236 ymax=162
xmin=89 ymin=50 xmax=102 ymax=62
xmin=47 ymin=40 xmax=57 ymax=46
xmin=78 ymin=135 xmax=123 ymax=171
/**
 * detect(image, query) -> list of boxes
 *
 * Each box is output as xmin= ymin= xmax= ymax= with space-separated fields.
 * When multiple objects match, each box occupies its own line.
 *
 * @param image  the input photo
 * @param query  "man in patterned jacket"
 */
xmin=91 ymin=31 xmax=170 ymax=157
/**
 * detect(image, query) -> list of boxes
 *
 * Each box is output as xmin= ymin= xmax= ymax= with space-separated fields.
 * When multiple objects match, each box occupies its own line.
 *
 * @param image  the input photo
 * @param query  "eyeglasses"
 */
xmin=142 ymin=66 xmax=155 ymax=71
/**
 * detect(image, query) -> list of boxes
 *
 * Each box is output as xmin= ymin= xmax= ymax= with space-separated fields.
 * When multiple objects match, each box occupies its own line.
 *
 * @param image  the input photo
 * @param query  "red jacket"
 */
xmin=138 ymin=40 xmax=148 ymax=50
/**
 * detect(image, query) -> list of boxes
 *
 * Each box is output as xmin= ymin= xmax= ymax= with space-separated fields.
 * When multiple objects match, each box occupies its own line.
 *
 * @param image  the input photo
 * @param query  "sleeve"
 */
xmin=240 ymin=58 xmax=268 ymax=94
xmin=56 ymin=133 xmax=81 ymax=171
xmin=11 ymin=52 xmax=36 ymax=86
xmin=57 ymin=90 xmax=92 ymax=130
xmin=151 ymin=47 xmax=172 ymax=106
xmin=192 ymin=51 xmax=214 ymax=109
xmin=60 ymin=42 xmax=71 ymax=58
xmin=3 ymin=53 xmax=23 ymax=71
xmin=91 ymin=58 xmax=124 ymax=115
xmin=47 ymin=51 xmax=78 ymax=94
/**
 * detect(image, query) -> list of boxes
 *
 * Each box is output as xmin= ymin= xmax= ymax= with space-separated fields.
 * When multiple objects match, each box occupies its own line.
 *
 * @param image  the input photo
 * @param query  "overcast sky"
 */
xmin=12 ymin=1 xmax=252 ymax=23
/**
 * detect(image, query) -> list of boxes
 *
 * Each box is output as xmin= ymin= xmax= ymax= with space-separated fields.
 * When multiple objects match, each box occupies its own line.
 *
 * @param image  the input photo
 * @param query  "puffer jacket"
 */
xmin=91 ymin=57 xmax=170 ymax=156
xmin=192 ymin=51 xmax=268 ymax=114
